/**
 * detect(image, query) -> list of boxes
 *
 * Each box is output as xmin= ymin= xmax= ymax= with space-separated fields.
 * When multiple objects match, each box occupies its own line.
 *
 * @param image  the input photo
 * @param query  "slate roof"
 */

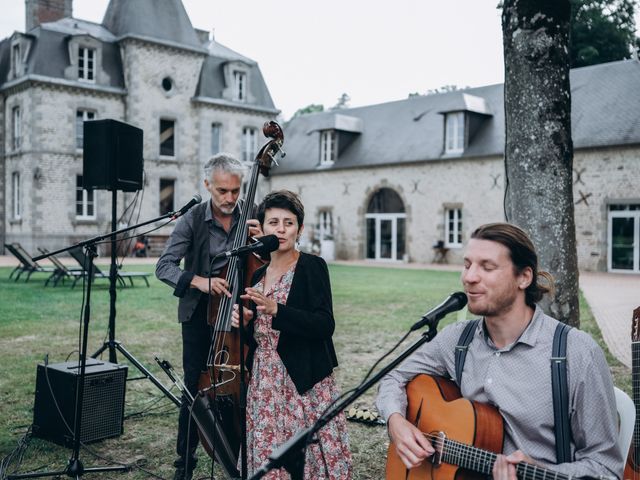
xmin=102 ymin=0 xmax=203 ymax=51
xmin=276 ymin=59 xmax=640 ymax=175
xmin=0 ymin=0 xmax=277 ymax=112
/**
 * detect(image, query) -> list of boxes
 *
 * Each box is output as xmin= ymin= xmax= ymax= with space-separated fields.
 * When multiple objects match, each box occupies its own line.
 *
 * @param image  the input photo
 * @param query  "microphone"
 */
xmin=410 ymin=291 xmax=468 ymax=331
xmin=218 ymin=234 xmax=280 ymax=259
xmin=171 ymin=193 xmax=202 ymax=219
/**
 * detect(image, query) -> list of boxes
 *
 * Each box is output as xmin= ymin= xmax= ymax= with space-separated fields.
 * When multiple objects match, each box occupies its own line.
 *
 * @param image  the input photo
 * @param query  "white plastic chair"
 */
xmin=614 ymin=387 xmax=635 ymax=456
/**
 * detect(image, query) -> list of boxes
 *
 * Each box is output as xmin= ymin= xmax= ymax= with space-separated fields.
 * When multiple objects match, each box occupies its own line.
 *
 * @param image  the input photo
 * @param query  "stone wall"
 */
xmin=268 ymin=144 xmax=640 ymax=272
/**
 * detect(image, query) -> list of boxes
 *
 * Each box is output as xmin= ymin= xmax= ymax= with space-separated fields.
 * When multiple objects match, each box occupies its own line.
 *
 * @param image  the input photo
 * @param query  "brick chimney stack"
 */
xmin=25 ymin=0 xmax=73 ymax=31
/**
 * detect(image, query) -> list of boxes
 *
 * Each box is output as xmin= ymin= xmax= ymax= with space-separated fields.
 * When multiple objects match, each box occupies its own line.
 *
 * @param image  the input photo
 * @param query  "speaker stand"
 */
xmin=92 ymin=189 xmax=181 ymax=407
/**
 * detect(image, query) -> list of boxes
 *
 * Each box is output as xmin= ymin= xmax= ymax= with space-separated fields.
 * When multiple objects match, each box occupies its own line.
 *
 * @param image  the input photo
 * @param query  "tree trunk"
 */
xmin=502 ymin=0 xmax=580 ymax=326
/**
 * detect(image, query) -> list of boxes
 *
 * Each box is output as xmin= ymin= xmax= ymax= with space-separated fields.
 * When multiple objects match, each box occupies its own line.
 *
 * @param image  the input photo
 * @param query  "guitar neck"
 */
xmin=442 ymin=437 xmax=571 ymax=480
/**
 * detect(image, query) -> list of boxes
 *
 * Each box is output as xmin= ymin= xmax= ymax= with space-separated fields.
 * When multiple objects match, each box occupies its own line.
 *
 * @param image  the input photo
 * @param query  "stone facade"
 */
xmin=1 ymin=0 xmax=278 ymax=255
xmin=269 ymin=145 xmax=640 ymax=272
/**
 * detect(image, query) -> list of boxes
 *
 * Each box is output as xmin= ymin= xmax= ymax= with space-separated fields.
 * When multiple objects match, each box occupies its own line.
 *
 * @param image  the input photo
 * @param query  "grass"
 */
xmin=0 ymin=263 xmax=631 ymax=479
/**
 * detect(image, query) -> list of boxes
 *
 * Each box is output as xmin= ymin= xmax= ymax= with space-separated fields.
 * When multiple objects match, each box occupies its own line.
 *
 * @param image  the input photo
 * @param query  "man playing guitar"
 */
xmin=377 ymin=223 xmax=624 ymax=480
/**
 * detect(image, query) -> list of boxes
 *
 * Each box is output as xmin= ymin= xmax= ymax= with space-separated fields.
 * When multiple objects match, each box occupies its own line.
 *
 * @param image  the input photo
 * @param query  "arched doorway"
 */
xmin=365 ymin=188 xmax=406 ymax=261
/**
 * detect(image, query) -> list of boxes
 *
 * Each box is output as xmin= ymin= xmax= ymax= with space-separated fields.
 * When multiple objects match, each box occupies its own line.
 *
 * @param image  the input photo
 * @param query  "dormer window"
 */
xmin=445 ymin=112 xmax=464 ymax=154
xmin=222 ymin=62 xmax=252 ymax=103
xmin=11 ymin=44 xmax=20 ymax=77
xmin=320 ymin=130 xmax=337 ymax=166
xmin=78 ymin=46 xmax=95 ymax=82
xmin=233 ymin=70 xmax=247 ymax=102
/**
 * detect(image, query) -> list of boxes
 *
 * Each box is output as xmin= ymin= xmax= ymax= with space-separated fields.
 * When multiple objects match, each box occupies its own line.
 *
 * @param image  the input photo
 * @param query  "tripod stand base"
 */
xmin=8 ymin=457 xmax=131 ymax=479
xmin=93 ymin=340 xmax=181 ymax=407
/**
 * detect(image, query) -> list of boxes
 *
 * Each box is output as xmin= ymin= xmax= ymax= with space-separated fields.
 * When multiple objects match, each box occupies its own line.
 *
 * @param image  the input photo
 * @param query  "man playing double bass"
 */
xmin=377 ymin=223 xmax=624 ymax=480
xmin=156 ymin=153 xmax=262 ymax=480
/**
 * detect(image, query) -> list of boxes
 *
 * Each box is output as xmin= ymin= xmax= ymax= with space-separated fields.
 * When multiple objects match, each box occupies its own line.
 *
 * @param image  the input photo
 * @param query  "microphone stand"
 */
xmin=32 ymin=208 xmax=192 ymax=409
xmin=248 ymin=314 xmax=446 ymax=480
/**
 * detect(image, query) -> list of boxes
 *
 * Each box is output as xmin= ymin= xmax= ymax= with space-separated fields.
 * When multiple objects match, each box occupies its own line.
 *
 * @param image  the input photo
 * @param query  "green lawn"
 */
xmin=0 ymin=264 xmax=630 ymax=479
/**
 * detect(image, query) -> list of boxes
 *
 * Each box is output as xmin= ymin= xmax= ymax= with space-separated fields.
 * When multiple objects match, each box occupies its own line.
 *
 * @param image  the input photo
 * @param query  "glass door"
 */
xmin=608 ymin=206 xmax=640 ymax=272
xmin=365 ymin=214 xmax=406 ymax=261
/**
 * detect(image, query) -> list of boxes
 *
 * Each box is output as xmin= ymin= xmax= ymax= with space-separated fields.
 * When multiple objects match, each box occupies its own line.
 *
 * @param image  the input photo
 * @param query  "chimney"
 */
xmin=25 ymin=0 xmax=73 ymax=31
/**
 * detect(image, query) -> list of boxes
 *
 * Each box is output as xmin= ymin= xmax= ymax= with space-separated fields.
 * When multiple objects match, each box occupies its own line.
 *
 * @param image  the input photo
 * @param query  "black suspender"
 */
xmin=454 ymin=319 xmax=479 ymax=386
xmin=551 ymin=322 xmax=572 ymax=464
xmin=454 ymin=319 xmax=572 ymax=464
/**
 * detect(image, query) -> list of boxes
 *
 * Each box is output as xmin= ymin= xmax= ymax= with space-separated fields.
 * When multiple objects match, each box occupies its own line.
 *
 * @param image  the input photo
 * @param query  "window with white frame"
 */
xmin=160 ymin=119 xmax=175 ymax=157
xmin=160 ymin=178 xmax=175 ymax=215
xmin=318 ymin=209 xmax=334 ymax=240
xmin=242 ymin=127 xmax=257 ymax=162
xmin=445 ymin=208 xmax=462 ymax=247
xmin=78 ymin=46 xmax=95 ymax=82
xmin=76 ymin=175 xmax=95 ymax=219
xmin=320 ymin=130 xmax=337 ymax=165
xmin=233 ymin=70 xmax=247 ymax=101
xmin=76 ymin=109 xmax=96 ymax=149
xmin=12 ymin=106 xmax=21 ymax=151
xmin=445 ymin=112 xmax=464 ymax=154
xmin=12 ymin=172 xmax=21 ymax=219
xmin=211 ymin=123 xmax=222 ymax=155
xmin=11 ymin=43 xmax=20 ymax=77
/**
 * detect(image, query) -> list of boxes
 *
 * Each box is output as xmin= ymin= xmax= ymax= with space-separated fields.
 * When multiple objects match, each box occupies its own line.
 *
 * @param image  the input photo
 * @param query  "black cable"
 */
xmin=0 ymin=428 xmax=32 ymax=479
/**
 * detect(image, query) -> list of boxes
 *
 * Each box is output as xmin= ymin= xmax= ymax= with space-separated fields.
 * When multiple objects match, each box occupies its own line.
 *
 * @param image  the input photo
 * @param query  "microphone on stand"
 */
xmin=171 ymin=193 xmax=202 ymax=220
xmin=217 ymin=234 xmax=280 ymax=259
xmin=410 ymin=292 xmax=468 ymax=331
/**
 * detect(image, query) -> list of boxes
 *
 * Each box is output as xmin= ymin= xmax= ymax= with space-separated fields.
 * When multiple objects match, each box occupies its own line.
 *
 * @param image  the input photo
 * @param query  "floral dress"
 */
xmin=245 ymin=265 xmax=352 ymax=479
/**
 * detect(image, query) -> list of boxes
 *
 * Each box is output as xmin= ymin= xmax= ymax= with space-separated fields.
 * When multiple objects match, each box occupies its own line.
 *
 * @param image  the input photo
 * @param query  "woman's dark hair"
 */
xmin=257 ymin=190 xmax=305 ymax=228
xmin=471 ymin=223 xmax=554 ymax=307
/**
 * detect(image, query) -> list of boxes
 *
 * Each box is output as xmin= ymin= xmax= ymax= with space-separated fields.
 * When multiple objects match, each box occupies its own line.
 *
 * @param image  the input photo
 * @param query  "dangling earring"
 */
xmin=296 ymin=235 xmax=301 ymax=251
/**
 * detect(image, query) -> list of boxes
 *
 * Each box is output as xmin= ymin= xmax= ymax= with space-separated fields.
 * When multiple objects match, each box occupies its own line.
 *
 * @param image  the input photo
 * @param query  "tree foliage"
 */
xmin=570 ymin=0 xmax=638 ymax=67
xmin=291 ymin=103 xmax=325 ymax=119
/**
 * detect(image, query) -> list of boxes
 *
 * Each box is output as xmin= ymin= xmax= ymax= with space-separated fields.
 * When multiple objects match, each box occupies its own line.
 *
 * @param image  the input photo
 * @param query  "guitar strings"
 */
xmin=415 ymin=431 xmax=572 ymax=480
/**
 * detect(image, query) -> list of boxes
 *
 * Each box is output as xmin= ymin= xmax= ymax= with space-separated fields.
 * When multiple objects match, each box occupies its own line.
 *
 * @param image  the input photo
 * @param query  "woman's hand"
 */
xmin=243 ymin=287 xmax=278 ymax=316
xmin=247 ymin=219 xmax=263 ymax=238
xmin=231 ymin=304 xmax=254 ymax=328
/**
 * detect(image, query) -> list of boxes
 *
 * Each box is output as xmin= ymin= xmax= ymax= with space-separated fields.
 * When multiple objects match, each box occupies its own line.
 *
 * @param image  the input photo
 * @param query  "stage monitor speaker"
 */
xmin=32 ymin=359 xmax=128 ymax=447
xmin=83 ymin=119 xmax=143 ymax=192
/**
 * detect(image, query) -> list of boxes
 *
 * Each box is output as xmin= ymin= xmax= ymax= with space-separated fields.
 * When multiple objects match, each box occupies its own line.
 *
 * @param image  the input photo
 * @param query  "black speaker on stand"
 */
xmin=83 ymin=119 xmax=180 ymax=406
xmin=83 ymin=119 xmax=143 ymax=192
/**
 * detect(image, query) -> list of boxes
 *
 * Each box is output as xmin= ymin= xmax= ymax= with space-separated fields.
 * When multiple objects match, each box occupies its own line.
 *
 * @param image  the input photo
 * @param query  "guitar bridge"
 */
xmin=214 ymin=363 xmax=241 ymax=373
xmin=431 ymin=431 xmax=446 ymax=466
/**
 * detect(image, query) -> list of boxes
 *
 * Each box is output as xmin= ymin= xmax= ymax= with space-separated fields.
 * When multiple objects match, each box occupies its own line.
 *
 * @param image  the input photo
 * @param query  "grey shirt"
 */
xmin=155 ymin=199 xmax=241 ymax=322
xmin=376 ymin=307 xmax=624 ymax=480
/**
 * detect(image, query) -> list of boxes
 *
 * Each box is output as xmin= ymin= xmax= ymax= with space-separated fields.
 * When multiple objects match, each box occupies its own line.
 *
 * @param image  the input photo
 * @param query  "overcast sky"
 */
xmin=1 ymin=1 xmax=638 ymax=120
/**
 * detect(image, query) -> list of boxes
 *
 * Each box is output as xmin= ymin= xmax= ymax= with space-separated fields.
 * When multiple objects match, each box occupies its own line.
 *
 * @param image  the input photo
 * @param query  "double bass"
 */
xmin=197 ymin=121 xmax=284 ymax=477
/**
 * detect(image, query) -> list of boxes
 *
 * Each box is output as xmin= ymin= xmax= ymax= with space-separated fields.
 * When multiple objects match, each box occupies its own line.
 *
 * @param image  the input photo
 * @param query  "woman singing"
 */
xmin=232 ymin=190 xmax=352 ymax=479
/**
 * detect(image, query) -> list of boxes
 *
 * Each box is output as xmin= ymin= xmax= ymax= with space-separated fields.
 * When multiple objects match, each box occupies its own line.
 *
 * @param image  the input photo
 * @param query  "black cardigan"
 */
xmin=244 ymin=252 xmax=339 ymax=395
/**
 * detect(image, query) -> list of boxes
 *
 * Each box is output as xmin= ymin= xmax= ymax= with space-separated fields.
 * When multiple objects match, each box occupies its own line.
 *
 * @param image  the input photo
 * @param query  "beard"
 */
xmin=467 ymin=288 xmax=519 ymax=318
xmin=216 ymin=203 xmax=236 ymax=215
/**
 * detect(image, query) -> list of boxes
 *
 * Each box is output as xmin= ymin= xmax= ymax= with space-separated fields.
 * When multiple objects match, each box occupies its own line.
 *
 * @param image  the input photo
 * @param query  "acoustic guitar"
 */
xmin=386 ymin=374 xmax=573 ymax=480
xmin=624 ymin=306 xmax=640 ymax=480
